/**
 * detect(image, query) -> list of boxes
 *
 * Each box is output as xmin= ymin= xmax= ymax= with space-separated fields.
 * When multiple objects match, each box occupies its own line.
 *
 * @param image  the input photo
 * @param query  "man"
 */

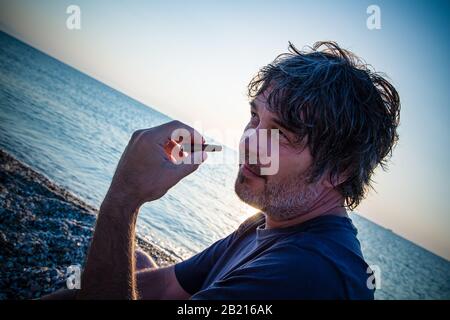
xmin=47 ymin=41 xmax=400 ymax=299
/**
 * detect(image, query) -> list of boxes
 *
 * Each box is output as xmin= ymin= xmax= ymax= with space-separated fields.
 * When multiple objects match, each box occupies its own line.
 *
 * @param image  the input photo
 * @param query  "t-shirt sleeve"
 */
xmin=174 ymin=232 xmax=235 ymax=295
xmin=190 ymin=244 xmax=346 ymax=300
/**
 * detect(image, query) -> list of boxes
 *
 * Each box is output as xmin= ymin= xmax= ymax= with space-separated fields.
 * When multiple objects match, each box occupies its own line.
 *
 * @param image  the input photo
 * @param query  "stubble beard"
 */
xmin=234 ymin=169 xmax=319 ymax=221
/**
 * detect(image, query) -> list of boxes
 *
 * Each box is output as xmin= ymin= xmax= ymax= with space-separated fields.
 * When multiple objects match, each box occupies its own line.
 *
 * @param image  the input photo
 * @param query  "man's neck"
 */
xmin=264 ymin=190 xmax=347 ymax=229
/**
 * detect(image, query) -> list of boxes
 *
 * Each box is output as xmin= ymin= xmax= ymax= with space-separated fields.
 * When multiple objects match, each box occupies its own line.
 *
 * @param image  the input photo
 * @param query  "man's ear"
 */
xmin=321 ymin=169 xmax=348 ymax=188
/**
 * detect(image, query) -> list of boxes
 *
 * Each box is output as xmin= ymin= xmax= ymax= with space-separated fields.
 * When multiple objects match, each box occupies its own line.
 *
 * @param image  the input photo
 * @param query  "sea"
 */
xmin=0 ymin=31 xmax=448 ymax=299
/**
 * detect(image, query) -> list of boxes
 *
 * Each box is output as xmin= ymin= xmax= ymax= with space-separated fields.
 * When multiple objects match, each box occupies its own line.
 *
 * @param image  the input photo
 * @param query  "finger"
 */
xmin=175 ymin=151 xmax=208 ymax=177
xmin=172 ymin=128 xmax=205 ymax=146
xmin=166 ymin=121 xmax=205 ymax=146
xmin=174 ymin=150 xmax=208 ymax=166
xmin=166 ymin=141 xmax=187 ymax=164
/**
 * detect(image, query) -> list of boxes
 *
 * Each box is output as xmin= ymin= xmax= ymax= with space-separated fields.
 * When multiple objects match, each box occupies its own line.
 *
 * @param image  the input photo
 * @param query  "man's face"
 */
xmin=234 ymin=92 xmax=328 ymax=221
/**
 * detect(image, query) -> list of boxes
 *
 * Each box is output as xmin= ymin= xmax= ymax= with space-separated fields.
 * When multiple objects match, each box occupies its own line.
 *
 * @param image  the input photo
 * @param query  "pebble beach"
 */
xmin=0 ymin=149 xmax=178 ymax=299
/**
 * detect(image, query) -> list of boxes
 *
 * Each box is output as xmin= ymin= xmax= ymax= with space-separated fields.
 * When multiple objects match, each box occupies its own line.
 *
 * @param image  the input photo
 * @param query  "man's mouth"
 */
xmin=241 ymin=163 xmax=262 ymax=179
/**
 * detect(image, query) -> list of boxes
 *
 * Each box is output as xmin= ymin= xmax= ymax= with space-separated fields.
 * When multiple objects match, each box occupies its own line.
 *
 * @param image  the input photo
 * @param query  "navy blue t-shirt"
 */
xmin=175 ymin=213 xmax=374 ymax=300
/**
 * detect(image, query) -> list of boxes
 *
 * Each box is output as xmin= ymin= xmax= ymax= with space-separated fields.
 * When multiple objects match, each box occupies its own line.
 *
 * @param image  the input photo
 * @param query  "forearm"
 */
xmin=77 ymin=195 xmax=139 ymax=299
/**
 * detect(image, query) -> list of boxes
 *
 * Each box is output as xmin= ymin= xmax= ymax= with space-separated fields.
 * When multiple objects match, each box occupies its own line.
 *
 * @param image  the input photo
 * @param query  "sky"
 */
xmin=0 ymin=0 xmax=449 ymax=259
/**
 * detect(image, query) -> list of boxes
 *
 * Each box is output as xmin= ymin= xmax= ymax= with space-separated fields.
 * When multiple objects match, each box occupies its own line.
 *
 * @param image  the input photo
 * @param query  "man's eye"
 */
xmin=250 ymin=111 xmax=259 ymax=125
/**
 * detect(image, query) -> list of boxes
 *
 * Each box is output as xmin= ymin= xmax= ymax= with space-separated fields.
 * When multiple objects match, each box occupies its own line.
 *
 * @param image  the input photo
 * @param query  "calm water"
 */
xmin=1 ymin=31 xmax=449 ymax=299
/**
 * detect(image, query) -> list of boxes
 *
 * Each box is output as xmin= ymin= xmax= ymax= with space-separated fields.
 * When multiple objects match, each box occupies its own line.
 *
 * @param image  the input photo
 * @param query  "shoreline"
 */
xmin=0 ymin=149 xmax=178 ymax=299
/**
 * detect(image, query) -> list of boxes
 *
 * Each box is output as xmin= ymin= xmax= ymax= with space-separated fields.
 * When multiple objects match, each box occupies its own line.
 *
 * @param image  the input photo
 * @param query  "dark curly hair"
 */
xmin=248 ymin=41 xmax=400 ymax=209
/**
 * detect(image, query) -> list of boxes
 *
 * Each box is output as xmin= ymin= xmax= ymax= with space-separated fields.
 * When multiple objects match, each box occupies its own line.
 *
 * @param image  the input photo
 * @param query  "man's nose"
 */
xmin=240 ymin=127 xmax=274 ymax=165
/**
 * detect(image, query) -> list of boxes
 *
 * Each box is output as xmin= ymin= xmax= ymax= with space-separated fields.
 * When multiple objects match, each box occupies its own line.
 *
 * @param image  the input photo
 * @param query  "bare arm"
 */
xmin=136 ymin=266 xmax=191 ymax=299
xmin=76 ymin=195 xmax=140 ymax=299
xmin=42 ymin=264 xmax=190 ymax=300
xmin=76 ymin=121 xmax=207 ymax=300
